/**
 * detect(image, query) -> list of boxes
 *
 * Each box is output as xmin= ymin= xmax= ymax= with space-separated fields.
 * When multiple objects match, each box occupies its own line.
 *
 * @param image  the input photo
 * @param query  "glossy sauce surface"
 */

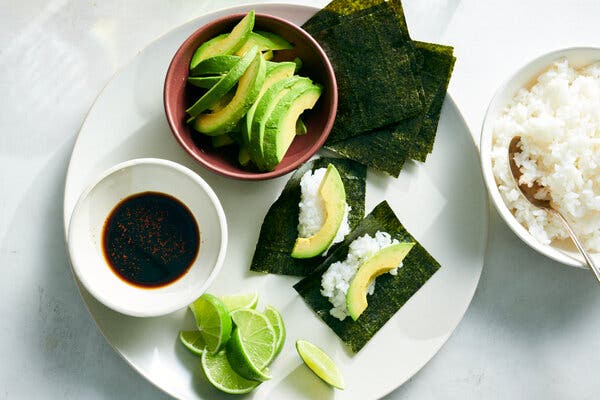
xmin=102 ymin=192 xmax=200 ymax=288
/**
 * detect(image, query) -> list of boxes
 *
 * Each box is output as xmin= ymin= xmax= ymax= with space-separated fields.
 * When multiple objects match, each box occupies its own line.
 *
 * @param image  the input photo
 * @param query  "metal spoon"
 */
xmin=508 ymin=136 xmax=600 ymax=283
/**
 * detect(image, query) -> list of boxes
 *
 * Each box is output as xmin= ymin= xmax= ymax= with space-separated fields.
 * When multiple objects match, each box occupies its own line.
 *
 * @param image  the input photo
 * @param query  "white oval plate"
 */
xmin=63 ymin=4 xmax=487 ymax=399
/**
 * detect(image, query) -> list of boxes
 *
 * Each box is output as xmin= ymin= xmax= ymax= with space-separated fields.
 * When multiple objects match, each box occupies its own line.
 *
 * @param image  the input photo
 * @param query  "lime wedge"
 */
xmin=189 ymin=293 xmax=232 ymax=354
xmin=225 ymin=308 xmax=276 ymax=381
xmin=201 ymin=350 xmax=260 ymax=394
xmin=221 ymin=292 xmax=259 ymax=312
xmin=296 ymin=339 xmax=345 ymax=389
xmin=226 ymin=328 xmax=272 ymax=381
xmin=178 ymin=330 xmax=206 ymax=356
xmin=264 ymin=305 xmax=286 ymax=357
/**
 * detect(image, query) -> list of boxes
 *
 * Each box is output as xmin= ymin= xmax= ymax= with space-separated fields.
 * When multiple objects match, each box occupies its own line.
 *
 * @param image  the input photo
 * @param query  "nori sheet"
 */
xmin=250 ymin=158 xmax=367 ymax=276
xmin=325 ymin=42 xmax=455 ymax=175
xmin=293 ymin=201 xmax=441 ymax=353
xmin=409 ymin=41 xmax=456 ymax=161
xmin=306 ymin=2 xmax=424 ymax=142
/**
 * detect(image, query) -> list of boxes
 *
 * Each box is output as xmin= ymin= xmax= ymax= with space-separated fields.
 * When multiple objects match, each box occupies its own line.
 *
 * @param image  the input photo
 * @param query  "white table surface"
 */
xmin=2 ymin=0 xmax=600 ymax=398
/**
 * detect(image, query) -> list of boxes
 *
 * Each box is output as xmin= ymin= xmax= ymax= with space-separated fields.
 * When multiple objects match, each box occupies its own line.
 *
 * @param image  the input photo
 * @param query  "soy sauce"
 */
xmin=102 ymin=192 xmax=200 ymax=288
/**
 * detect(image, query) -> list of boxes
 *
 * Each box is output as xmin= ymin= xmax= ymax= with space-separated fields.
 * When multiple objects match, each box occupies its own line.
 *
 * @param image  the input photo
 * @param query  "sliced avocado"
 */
xmin=262 ymin=50 xmax=274 ymax=61
xmin=238 ymin=146 xmax=251 ymax=166
xmin=243 ymin=61 xmax=296 ymax=146
xmin=255 ymin=31 xmax=293 ymax=50
xmin=187 ymin=75 xmax=222 ymax=89
xmin=189 ymin=55 xmax=240 ymax=76
xmin=211 ymin=134 xmax=236 ymax=148
xmin=291 ymin=164 xmax=346 ymax=259
xmin=235 ymin=31 xmax=293 ymax=56
xmin=293 ymin=57 xmax=303 ymax=73
xmin=346 ymin=242 xmax=415 ymax=321
xmin=186 ymin=46 xmax=258 ymax=118
xmin=261 ymin=83 xmax=322 ymax=170
xmin=193 ymin=50 xmax=266 ymax=135
xmin=249 ymin=77 xmax=310 ymax=169
xmin=189 ymin=11 xmax=255 ymax=69
xmin=296 ymin=117 xmax=307 ymax=135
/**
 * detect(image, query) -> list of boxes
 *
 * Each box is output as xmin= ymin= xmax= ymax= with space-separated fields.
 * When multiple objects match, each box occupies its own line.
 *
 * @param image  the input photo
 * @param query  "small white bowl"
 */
xmin=67 ymin=158 xmax=227 ymax=317
xmin=481 ymin=47 xmax=600 ymax=269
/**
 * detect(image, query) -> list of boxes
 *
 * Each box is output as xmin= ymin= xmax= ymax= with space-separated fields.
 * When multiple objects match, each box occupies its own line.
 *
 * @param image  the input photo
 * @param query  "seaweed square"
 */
xmin=250 ymin=158 xmax=367 ymax=276
xmin=294 ymin=201 xmax=441 ymax=352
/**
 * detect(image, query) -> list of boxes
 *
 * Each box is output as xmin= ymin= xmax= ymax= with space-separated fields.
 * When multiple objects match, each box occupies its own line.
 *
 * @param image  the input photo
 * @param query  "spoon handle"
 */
xmin=549 ymin=208 xmax=600 ymax=284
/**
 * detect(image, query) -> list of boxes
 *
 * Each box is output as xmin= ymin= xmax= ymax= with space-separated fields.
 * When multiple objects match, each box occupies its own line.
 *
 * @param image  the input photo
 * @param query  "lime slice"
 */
xmin=201 ymin=350 xmax=260 ymax=394
xmin=296 ymin=339 xmax=345 ymax=389
xmin=226 ymin=328 xmax=272 ymax=381
xmin=225 ymin=308 xmax=276 ymax=381
xmin=189 ymin=293 xmax=232 ymax=354
xmin=264 ymin=305 xmax=286 ymax=357
xmin=178 ymin=330 xmax=206 ymax=356
xmin=221 ymin=292 xmax=259 ymax=312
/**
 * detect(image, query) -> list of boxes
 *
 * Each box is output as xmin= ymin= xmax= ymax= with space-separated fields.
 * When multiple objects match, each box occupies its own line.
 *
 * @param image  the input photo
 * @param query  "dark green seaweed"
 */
xmin=325 ymin=42 xmax=455 ymax=174
xmin=250 ymin=158 xmax=367 ymax=276
xmin=409 ymin=41 xmax=456 ymax=161
xmin=305 ymin=2 xmax=424 ymax=142
xmin=294 ymin=201 xmax=441 ymax=352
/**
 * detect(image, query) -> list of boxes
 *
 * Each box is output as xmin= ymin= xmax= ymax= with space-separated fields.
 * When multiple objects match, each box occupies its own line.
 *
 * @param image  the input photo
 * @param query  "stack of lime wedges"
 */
xmin=178 ymin=292 xmax=285 ymax=394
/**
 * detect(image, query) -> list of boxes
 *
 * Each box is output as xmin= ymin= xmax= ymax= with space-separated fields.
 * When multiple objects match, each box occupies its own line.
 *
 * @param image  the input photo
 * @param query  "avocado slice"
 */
xmin=193 ymin=50 xmax=266 ymax=135
xmin=261 ymin=83 xmax=322 ymax=170
xmin=211 ymin=134 xmax=236 ymax=148
xmin=296 ymin=117 xmax=307 ymax=135
xmin=189 ymin=11 xmax=255 ymax=69
xmin=235 ymin=31 xmax=293 ymax=56
xmin=255 ymin=31 xmax=294 ymax=50
xmin=248 ymin=77 xmax=310 ymax=169
xmin=263 ymin=50 xmax=274 ymax=61
xmin=189 ymin=55 xmax=240 ymax=76
xmin=187 ymin=75 xmax=222 ymax=89
xmin=186 ymin=46 xmax=259 ymax=118
xmin=238 ymin=145 xmax=251 ymax=167
xmin=243 ymin=61 xmax=296 ymax=147
xmin=346 ymin=242 xmax=415 ymax=321
xmin=291 ymin=164 xmax=346 ymax=259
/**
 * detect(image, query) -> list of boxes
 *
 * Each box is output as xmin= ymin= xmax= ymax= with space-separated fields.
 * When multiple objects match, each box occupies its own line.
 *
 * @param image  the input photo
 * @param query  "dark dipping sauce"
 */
xmin=102 ymin=191 xmax=200 ymax=289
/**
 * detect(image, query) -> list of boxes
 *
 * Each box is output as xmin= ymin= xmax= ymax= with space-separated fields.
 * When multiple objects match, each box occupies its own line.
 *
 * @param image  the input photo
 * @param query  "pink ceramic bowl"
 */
xmin=164 ymin=12 xmax=337 ymax=180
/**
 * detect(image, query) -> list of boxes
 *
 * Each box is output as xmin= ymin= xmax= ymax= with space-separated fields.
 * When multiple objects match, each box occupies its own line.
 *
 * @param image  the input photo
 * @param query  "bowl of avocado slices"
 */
xmin=164 ymin=10 xmax=337 ymax=180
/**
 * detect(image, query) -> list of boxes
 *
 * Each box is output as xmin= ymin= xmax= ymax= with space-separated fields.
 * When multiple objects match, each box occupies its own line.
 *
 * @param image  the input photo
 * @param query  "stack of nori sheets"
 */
xmin=302 ymin=0 xmax=456 ymax=177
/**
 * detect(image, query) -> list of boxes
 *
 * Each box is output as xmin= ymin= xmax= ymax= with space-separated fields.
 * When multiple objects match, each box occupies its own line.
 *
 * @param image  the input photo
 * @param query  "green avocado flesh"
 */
xmin=190 ymin=55 xmax=240 ymax=76
xmin=184 ymin=10 xmax=322 ymax=171
xmin=186 ymin=46 xmax=258 ymax=118
xmin=292 ymin=164 xmax=346 ymax=259
xmin=193 ymin=51 xmax=266 ymax=135
xmin=346 ymin=242 xmax=414 ymax=320
xmin=243 ymin=62 xmax=296 ymax=147
xmin=187 ymin=75 xmax=222 ymax=89
xmin=249 ymin=76 xmax=309 ymax=169
xmin=261 ymin=83 xmax=322 ymax=170
xmin=235 ymin=31 xmax=293 ymax=56
xmin=189 ymin=11 xmax=255 ymax=69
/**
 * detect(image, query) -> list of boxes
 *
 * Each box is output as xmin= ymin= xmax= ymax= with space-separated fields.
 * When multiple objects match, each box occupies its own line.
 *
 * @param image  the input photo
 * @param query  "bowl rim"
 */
xmin=66 ymin=157 xmax=229 ymax=317
xmin=480 ymin=46 xmax=600 ymax=269
xmin=163 ymin=11 xmax=338 ymax=181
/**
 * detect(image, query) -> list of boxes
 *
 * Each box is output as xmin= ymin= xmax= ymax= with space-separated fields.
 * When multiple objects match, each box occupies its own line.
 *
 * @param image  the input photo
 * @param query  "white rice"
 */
xmin=297 ymin=167 xmax=351 ymax=254
xmin=492 ymin=59 xmax=600 ymax=251
xmin=320 ymin=231 xmax=403 ymax=321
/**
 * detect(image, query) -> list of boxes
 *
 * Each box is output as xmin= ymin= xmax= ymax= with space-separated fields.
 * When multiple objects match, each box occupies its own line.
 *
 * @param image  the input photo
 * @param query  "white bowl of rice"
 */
xmin=481 ymin=47 xmax=600 ymax=268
